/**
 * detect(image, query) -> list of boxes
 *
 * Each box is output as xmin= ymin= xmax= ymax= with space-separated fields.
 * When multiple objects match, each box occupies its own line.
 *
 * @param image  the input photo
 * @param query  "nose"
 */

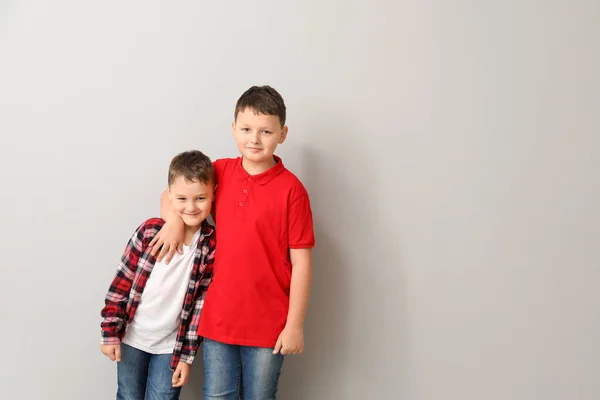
xmin=186 ymin=201 xmax=198 ymax=213
xmin=250 ymin=131 xmax=260 ymax=143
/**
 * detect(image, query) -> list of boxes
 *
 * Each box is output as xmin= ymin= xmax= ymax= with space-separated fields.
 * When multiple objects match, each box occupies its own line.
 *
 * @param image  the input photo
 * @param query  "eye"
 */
xmin=177 ymin=197 xmax=186 ymax=201
xmin=241 ymin=128 xmax=250 ymax=132
xmin=263 ymin=130 xmax=272 ymax=134
xmin=197 ymin=197 xmax=205 ymax=201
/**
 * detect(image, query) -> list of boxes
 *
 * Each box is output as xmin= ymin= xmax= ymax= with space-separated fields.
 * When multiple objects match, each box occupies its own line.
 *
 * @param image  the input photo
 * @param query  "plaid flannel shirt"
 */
xmin=100 ymin=218 xmax=215 ymax=370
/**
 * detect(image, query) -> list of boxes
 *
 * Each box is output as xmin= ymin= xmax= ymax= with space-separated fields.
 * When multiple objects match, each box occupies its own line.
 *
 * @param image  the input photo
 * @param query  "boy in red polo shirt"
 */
xmin=150 ymin=85 xmax=314 ymax=399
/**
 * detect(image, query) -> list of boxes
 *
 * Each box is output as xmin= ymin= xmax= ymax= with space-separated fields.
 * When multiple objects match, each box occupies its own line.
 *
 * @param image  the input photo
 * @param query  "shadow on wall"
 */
xmin=276 ymin=145 xmax=350 ymax=400
xmin=276 ymin=122 xmax=408 ymax=397
xmin=181 ymin=348 xmax=205 ymax=399
xmin=274 ymin=132 xmax=405 ymax=398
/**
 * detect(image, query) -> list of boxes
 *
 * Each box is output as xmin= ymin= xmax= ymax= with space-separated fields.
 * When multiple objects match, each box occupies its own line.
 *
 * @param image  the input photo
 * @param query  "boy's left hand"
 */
xmin=172 ymin=362 xmax=191 ymax=387
xmin=273 ymin=325 xmax=304 ymax=355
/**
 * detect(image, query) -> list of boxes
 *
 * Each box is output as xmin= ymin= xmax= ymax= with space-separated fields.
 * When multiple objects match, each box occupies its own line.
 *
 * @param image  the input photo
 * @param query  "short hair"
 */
xmin=234 ymin=85 xmax=286 ymax=126
xmin=168 ymin=150 xmax=215 ymax=187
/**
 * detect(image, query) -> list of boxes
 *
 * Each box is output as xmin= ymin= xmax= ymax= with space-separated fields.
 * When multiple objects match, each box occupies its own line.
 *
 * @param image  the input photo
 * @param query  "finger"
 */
xmin=149 ymin=240 xmax=163 ymax=257
xmin=273 ymin=337 xmax=282 ymax=354
xmin=180 ymin=369 xmax=189 ymax=386
xmin=177 ymin=243 xmax=183 ymax=255
xmin=172 ymin=370 xmax=179 ymax=386
xmin=166 ymin=246 xmax=177 ymax=263
xmin=115 ymin=346 xmax=121 ymax=362
xmin=108 ymin=349 xmax=116 ymax=361
xmin=173 ymin=373 xmax=184 ymax=387
xmin=157 ymin=244 xmax=170 ymax=263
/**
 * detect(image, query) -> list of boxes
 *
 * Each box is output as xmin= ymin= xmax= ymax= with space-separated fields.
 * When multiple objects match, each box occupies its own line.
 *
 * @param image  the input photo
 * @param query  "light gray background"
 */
xmin=1 ymin=1 xmax=598 ymax=399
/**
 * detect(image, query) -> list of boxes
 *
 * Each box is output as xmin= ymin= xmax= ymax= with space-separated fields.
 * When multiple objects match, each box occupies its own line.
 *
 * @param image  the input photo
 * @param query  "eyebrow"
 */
xmin=241 ymin=124 xmax=274 ymax=130
xmin=174 ymin=192 xmax=208 ymax=197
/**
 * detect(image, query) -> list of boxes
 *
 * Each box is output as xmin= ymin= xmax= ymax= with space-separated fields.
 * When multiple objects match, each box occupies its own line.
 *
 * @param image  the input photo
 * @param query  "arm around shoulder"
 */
xmin=149 ymin=190 xmax=185 ymax=262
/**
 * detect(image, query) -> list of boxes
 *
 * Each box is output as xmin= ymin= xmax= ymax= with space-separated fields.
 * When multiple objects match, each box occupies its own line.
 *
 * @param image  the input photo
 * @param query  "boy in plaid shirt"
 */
xmin=100 ymin=150 xmax=216 ymax=400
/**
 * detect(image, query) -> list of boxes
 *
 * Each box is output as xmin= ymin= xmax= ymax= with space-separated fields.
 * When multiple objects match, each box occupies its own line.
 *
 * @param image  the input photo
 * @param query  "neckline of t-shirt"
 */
xmin=182 ymin=227 xmax=202 ymax=252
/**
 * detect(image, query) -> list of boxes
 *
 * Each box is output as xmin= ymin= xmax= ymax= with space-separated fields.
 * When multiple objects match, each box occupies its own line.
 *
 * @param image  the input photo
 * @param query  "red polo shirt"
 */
xmin=198 ymin=156 xmax=315 ymax=347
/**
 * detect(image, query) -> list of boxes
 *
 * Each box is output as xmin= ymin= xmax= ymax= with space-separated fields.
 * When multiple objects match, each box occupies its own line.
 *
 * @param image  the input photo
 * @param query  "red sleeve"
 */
xmin=288 ymin=192 xmax=315 ymax=249
xmin=211 ymin=159 xmax=228 ymax=222
xmin=212 ymin=158 xmax=228 ymax=183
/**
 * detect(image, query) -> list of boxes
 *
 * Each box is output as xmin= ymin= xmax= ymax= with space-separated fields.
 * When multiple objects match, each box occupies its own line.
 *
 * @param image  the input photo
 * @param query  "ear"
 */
xmin=232 ymin=121 xmax=236 ymax=138
xmin=167 ymin=187 xmax=172 ymax=202
xmin=279 ymin=126 xmax=288 ymax=144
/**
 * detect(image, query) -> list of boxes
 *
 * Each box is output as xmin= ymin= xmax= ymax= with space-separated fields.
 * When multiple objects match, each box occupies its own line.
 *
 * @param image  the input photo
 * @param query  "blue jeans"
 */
xmin=203 ymin=338 xmax=284 ymax=400
xmin=116 ymin=343 xmax=182 ymax=400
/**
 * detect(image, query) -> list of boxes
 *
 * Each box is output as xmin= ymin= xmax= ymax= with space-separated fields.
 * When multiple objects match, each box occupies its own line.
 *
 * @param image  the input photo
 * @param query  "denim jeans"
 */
xmin=203 ymin=338 xmax=284 ymax=400
xmin=116 ymin=343 xmax=182 ymax=400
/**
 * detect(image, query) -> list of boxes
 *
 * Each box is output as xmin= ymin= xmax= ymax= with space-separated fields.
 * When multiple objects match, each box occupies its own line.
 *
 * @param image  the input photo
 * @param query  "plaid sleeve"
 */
xmin=99 ymin=222 xmax=146 ymax=345
xmin=179 ymin=235 xmax=216 ymax=364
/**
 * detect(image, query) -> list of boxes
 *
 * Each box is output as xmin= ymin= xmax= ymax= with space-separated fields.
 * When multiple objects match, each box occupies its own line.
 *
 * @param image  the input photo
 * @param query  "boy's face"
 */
xmin=232 ymin=107 xmax=288 ymax=167
xmin=168 ymin=176 xmax=214 ymax=229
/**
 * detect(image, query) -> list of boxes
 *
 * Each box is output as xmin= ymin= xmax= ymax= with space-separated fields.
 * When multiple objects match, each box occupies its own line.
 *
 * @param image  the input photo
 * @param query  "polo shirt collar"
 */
xmin=235 ymin=155 xmax=285 ymax=185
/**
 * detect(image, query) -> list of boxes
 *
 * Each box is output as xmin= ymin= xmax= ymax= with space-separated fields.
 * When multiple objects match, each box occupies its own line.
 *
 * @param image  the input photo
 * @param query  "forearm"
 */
xmin=286 ymin=249 xmax=312 ymax=328
xmin=180 ymin=297 xmax=203 ymax=364
xmin=160 ymin=190 xmax=183 ymax=224
xmin=179 ymin=346 xmax=198 ymax=365
xmin=100 ymin=224 xmax=145 ymax=344
xmin=100 ymin=318 xmax=124 ymax=344
xmin=100 ymin=298 xmax=127 ymax=344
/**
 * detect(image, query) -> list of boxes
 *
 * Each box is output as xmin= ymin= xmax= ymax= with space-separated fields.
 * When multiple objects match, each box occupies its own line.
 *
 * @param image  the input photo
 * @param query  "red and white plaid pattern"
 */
xmin=100 ymin=218 xmax=215 ymax=369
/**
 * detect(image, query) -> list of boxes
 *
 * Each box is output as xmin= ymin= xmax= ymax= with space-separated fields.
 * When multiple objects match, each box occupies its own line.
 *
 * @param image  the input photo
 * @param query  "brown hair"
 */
xmin=234 ymin=85 xmax=286 ymax=126
xmin=168 ymin=150 xmax=215 ymax=186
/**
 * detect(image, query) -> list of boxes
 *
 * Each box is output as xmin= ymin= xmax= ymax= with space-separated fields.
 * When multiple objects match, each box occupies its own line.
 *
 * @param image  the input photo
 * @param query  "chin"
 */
xmin=182 ymin=216 xmax=203 ymax=226
xmin=245 ymin=153 xmax=271 ymax=163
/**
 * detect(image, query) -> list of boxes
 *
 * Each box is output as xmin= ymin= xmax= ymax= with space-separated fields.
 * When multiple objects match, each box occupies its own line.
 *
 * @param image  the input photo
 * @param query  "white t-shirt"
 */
xmin=122 ymin=229 xmax=201 ymax=354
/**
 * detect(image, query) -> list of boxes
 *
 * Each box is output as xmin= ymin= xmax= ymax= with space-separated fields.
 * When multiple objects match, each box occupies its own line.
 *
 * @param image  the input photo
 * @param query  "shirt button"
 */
xmin=247 ymin=177 xmax=252 ymax=182
xmin=238 ymin=201 xmax=243 ymax=206
xmin=243 ymin=188 xmax=248 ymax=193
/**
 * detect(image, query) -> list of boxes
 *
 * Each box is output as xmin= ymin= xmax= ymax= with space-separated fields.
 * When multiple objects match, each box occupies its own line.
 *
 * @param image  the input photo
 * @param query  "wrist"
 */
xmin=179 ymin=354 xmax=194 ymax=364
xmin=100 ymin=337 xmax=120 ymax=345
xmin=165 ymin=212 xmax=184 ymax=226
xmin=285 ymin=321 xmax=304 ymax=330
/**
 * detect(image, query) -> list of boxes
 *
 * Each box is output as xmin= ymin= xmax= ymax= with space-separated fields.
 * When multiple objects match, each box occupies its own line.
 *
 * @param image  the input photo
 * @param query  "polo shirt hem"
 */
xmin=201 ymin=332 xmax=278 ymax=348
